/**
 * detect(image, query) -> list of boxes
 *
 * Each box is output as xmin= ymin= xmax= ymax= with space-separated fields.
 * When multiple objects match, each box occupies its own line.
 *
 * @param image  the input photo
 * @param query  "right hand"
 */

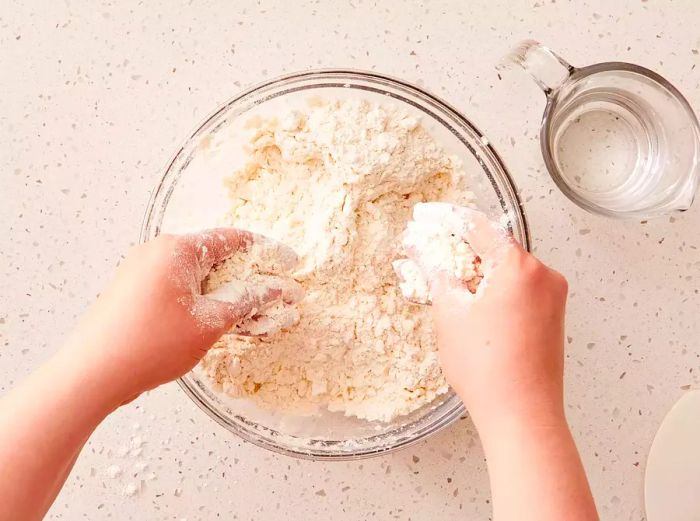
xmin=409 ymin=204 xmax=569 ymax=431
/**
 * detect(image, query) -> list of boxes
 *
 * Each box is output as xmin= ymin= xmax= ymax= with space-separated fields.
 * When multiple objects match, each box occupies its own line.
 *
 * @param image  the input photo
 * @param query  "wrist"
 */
xmin=473 ymin=402 xmax=570 ymax=454
xmin=56 ymin=340 xmax=131 ymax=414
xmin=462 ymin=392 xmax=567 ymax=439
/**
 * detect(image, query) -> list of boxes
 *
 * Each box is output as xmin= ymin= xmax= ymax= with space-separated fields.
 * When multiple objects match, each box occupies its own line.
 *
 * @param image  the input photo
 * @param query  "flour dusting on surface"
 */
xmin=199 ymin=98 xmax=474 ymax=422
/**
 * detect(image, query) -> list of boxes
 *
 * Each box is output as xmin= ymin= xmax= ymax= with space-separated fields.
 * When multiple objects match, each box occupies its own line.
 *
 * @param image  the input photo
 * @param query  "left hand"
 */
xmin=64 ymin=229 xmax=292 ymax=404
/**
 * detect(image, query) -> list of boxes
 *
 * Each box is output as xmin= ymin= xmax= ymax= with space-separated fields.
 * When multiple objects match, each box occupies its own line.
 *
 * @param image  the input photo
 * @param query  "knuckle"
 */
xmin=556 ymin=270 xmax=569 ymax=290
xmin=557 ymin=273 xmax=569 ymax=298
xmin=552 ymin=270 xmax=568 ymax=292
xmin=520 ymin=252 xmax=545 ymax=275
xmin=520 ymin=255 xmax=567 ymax=288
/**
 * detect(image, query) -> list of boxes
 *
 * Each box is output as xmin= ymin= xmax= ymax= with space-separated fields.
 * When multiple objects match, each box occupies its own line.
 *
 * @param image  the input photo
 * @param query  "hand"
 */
xmin=406 ymin=204 xmax=568 ymax=431
xmin=64 ymin=229 xmax=291 ymax=405
xmin=399 ymin=204 xmax=596 ymax=520
xmin=0 ymin=228 xmax=301 ymax=521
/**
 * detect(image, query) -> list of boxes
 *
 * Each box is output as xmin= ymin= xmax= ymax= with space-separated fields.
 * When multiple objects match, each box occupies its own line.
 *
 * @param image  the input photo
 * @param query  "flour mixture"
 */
xmin=199 ymin=98 xmax=473 ymax=422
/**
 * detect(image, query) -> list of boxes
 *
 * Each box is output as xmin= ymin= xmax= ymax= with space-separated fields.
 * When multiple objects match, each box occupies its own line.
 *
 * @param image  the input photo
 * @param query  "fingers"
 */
xmin=412 ymin=202 xmax=513 ymax=258
xmin=202 ymin=275 xmax=304 ymax=337
xmin=411 ymin=202 xmax=518 ymax=281
xmin=182 ymin=228 xmax=250 ymax=270
xmin=253 ymin=275 xmax=305 ymax=304
xmin=242 ymin=233 xmax=299 ymax=274
xmin=401 ymin=202 xmax=483 ymax=287
xmin=181 ymin=229 xmax=303 ymax=338
xmin=395 ymin=202 xmax=512 ymax=306
xmin=191 ymin=283 xmax=283 ymax=335
xmin=182 ymin=228 xmax=299 ymax=278
xmin=205 ymin=276 xmax=304 ymax=307
xmin=234 ymin=304 xmax=300 ymax=337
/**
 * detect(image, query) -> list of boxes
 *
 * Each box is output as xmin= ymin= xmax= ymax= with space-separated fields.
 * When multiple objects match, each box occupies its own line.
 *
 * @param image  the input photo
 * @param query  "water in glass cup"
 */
xmin=505 ymin=41 xmax=700 ymax=218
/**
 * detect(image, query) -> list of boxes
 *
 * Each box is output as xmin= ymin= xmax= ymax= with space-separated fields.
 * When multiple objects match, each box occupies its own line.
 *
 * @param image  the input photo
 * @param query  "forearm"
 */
xmin=478 ymin=414 xmax=598 ymax=521
xmin=0 ymin=346 xmax=124 ymax=521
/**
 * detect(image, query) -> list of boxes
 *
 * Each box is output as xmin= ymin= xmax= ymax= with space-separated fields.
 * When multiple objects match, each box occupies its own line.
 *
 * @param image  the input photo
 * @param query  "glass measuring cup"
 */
xmin=504 ymin=40 xmax=700 ymax=218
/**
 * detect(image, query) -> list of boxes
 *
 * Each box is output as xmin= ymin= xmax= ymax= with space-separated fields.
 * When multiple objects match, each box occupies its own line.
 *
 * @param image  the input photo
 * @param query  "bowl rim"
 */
xmin=140 ymin=68 xmax=530 ymax=460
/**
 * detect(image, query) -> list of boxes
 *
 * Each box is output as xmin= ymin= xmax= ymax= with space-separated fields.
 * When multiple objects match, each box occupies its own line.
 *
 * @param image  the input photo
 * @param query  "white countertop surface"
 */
xmin=2 ymin=1 xmax=699 ymax=519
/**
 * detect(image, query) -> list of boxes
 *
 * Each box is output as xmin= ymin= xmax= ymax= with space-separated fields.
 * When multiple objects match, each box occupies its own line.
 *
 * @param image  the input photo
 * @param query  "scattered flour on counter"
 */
xmin=105 ymin=464 xmax=122 ymax=479
xmin=122 ymin=482 xmax=140 ymax=497
xmin=199 ymin=98 xmax=474 ymax=422
xmin=105 ymin=427 xmax=154 ymax=499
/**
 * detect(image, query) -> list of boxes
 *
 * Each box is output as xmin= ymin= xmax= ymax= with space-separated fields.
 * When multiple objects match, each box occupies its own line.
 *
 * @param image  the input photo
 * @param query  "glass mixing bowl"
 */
xmin=140 ymin=69 xmax=530 ymax=460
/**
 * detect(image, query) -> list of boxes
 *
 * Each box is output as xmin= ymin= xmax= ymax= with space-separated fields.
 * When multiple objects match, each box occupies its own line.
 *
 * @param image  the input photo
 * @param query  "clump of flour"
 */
xmin=394 ymin=202 xmax=484 ymax=304
xmin=199 ymin=98 xmax=474 ymax=422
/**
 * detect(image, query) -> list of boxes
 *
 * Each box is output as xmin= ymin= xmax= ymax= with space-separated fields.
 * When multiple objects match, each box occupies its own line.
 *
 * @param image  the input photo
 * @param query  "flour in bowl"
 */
xmin=199 ymin=98 xmax=474 ymax=422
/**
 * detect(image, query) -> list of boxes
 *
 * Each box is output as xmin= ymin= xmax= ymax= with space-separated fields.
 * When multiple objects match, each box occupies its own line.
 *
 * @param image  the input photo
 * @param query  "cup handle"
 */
xmin=500 ymin=40 xmax=574 ymax=96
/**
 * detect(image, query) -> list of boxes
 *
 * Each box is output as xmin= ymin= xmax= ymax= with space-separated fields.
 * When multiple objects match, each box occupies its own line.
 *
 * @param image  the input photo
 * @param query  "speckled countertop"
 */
xmin=1 ymin=1 xmax=699 ymax=520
